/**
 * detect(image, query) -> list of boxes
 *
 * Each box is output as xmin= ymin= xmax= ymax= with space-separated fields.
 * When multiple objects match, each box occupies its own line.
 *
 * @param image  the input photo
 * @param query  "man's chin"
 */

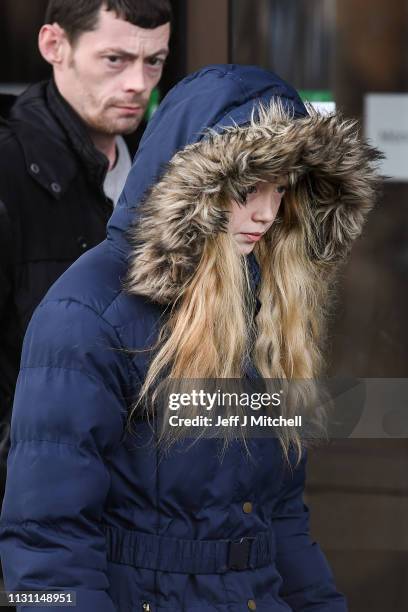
xmin=88 ymin=116 xmax=143 ymax=136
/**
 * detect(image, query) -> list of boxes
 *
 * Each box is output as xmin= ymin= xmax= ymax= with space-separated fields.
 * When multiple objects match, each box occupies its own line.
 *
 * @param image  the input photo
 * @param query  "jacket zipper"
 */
xmin=142 ymin=603 xmax=151 ymax=611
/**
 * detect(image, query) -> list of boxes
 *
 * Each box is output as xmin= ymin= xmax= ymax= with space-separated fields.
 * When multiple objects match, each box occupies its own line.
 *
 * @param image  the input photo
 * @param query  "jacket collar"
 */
xmin=8 ymin=79 xmax=108 ymax=199
xmin=46 ymin=79 xmax=109 ymax=188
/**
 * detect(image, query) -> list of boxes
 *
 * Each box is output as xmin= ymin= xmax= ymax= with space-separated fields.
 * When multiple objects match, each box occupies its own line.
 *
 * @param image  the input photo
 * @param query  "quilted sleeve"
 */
xmin=273 ymin=448 xmax=348 ymax=611
xmin=0 ymin=298 xmax=128 ymax=611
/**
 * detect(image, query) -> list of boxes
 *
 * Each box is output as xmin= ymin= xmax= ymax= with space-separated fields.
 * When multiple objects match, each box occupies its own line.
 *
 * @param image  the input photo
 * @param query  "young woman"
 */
xmin=0 ymin=65 xmax=380 ymax=611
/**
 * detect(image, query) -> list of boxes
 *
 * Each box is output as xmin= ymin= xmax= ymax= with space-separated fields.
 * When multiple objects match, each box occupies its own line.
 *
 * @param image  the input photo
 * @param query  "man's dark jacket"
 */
xmin=0 ymin=80 xmax=116 ymax=492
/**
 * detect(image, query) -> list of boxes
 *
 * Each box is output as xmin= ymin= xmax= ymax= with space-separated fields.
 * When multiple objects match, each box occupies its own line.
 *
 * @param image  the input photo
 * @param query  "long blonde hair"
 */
xmin=128 ymin=179 xmax=330 ymax=464
xmin=125 ymin=102 xmax=380 ymax=464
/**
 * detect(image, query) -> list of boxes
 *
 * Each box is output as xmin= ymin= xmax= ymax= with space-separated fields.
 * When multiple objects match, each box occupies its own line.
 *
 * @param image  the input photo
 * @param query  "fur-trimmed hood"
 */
xmin=106 ymin=65 xmax=381 ymax=305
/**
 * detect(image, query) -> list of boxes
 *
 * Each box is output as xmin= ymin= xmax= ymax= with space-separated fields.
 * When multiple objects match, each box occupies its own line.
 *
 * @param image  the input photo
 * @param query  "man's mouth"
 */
xmin=114 ymin=104 xmax=144 ymax=114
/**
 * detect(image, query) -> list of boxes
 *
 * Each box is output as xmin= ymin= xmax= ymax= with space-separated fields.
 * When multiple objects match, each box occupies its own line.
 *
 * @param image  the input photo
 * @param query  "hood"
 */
xmin=107 ymin=64 xmax=380 ymax=304
xmin=107 ymin=64 xmax=307 ymax=254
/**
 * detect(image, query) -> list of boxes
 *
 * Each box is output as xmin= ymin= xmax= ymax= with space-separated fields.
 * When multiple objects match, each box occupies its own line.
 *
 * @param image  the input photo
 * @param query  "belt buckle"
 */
xmin=227 ymin=536 xmax=255 ymax=571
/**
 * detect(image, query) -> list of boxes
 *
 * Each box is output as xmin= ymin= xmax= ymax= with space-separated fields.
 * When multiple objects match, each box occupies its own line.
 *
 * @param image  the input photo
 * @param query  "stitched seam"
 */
xmin=8 ymin=438 xmax=115 ymax=461
xmin=35 ymin=296 xmax=140 ymax=394
xmin=0 ymin=518 xmax=106 ymax=528
xmin=19 ymin=364 xmax=125 ymax=405
xmin=9 ymin=438 xmax=98 ymax=449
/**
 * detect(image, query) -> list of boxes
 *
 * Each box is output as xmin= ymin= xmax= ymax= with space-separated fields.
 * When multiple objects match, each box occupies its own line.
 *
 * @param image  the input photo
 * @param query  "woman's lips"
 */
xmin=241 ymin=233 xmax=263 ymax=242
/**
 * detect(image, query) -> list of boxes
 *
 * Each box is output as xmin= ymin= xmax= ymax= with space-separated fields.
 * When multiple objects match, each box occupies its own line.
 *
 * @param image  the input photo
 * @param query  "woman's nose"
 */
xmin=252 ymin=195 xmax=281 ymax=223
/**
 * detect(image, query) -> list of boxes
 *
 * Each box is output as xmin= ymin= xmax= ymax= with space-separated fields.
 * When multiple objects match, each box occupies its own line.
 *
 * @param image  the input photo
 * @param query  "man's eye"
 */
xmin=106 ymin=55 xmax=122 ymax=65
xmin=148 ymin=57 xmax=165 ymax=67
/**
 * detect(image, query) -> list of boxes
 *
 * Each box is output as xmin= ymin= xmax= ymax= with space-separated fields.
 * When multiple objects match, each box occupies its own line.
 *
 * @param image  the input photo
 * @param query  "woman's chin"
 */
xmin=238 ymin=242 xmax=255 ymax=255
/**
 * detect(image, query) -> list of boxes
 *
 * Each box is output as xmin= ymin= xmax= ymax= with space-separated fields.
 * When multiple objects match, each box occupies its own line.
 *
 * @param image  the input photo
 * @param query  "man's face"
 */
xmin=56 ymin=8 xmax=170 ymax=135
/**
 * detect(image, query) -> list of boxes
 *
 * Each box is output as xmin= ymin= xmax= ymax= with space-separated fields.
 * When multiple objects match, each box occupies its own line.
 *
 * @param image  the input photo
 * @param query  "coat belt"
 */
xmin=103 ymin=524 xmax=276 ymax=574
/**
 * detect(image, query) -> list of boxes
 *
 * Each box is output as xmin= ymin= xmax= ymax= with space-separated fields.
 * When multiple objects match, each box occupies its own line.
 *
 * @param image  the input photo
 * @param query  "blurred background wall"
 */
xmin=231 ymin=2 xmax=408 ymax=610
xmin=1 ymin=1 xmax=408 ymax=610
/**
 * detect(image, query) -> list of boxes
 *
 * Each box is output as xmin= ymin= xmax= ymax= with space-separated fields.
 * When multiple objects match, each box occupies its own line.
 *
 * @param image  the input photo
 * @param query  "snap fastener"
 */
xmin=243 ymin=501 xmax=253 ymax=514
xmin=247 ymin=599 xmax=257 ymax=610
xmin=51 ymin=182 xmax=61 ymax=193
xmin=77 ymin=236 xmax=88 ymax=250
xmin=30 ymin=163 xmax=40 ymax=174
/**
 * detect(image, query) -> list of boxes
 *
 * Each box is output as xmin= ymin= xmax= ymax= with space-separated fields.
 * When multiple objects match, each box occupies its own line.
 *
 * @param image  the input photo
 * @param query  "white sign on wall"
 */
xmin=311 ymin=101 xmax=336 ymax=115
xmin=365 ymin=93 xmax=408 ymax=181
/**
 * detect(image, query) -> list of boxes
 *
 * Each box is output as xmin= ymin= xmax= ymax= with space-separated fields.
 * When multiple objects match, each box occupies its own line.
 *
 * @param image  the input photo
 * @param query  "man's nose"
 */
xmin=122 ymin=62 xmax=147 ymax=94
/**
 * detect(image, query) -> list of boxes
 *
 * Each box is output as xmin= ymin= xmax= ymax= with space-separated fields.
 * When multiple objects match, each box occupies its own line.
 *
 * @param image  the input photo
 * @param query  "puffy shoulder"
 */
xmin=13 ymin=291 xmax=129 ymax=453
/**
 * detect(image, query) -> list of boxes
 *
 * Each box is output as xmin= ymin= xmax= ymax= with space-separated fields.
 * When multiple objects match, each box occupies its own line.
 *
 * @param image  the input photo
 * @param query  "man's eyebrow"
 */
xmin=100 ymin=47 xmax=169 ymax=59
xmin=146 ymin=48 xmax=169 ymax=58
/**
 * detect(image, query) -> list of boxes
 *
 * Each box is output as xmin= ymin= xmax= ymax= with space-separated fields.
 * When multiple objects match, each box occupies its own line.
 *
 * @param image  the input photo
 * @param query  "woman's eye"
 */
xmin=276 ymin=185 xmax=287 ymax=195
xmin=246 ymin=185 xmax=258 ymax=195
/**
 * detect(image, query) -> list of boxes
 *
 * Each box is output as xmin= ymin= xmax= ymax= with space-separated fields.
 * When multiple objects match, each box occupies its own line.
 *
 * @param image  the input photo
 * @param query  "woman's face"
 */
xmin=228 ymin=180 xmax=287 ymax=254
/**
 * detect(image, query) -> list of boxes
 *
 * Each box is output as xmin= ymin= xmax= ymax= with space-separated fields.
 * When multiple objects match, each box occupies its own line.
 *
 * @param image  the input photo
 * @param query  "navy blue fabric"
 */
xmin=0 ymin=65 xmax=347 ymax=611
xmin=103 ymin=523 xmax=276 ymax=574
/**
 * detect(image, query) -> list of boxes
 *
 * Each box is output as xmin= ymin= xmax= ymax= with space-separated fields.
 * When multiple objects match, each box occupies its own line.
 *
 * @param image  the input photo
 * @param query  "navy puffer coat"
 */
xmin=0 ymin=65 xmax=379 ymax=611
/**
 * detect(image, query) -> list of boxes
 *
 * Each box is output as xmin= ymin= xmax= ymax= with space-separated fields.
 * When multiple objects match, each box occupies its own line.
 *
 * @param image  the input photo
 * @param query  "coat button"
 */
xmin=30 ymin=163 xmax=40 ymax=174
xmin=247 ymin=599 xmax=257 ymax=610
xmin=243 ymin=501 xmax=253 ymax=514
xmin=51 ymin=182 xmax=61 ymax=193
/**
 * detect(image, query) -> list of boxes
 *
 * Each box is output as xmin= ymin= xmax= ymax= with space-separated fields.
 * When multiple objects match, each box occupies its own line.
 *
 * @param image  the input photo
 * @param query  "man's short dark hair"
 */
xmin=45 ymin=0 xmax=172 ymax=44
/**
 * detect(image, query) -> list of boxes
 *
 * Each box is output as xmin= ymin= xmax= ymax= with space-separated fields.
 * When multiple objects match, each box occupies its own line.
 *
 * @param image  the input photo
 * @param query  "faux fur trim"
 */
xmin=126 ymin=102 xmax=382 ymax=304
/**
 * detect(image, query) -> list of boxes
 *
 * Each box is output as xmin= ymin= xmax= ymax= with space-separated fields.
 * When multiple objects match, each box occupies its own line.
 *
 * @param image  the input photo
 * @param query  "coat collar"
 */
xmin=8 ymin=79 xmax=109 ymax=199
xmin=46 ymin=79 xmax=109 ymax=188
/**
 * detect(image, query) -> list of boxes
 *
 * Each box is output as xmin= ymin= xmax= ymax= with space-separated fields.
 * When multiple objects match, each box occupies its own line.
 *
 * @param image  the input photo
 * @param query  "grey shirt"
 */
xmin=103 ymin=136 xmax=132 ymax=207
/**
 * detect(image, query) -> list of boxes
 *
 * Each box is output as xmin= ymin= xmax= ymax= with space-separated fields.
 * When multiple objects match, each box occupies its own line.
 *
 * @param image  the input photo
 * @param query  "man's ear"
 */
xmin=38 ymin=23 xmax=69 ymax=66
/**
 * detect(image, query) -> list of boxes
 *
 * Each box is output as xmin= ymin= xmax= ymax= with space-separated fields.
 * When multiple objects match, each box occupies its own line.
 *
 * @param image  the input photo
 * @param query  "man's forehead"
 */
xmin=80 ymin=8 xmax=170 ymax=51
